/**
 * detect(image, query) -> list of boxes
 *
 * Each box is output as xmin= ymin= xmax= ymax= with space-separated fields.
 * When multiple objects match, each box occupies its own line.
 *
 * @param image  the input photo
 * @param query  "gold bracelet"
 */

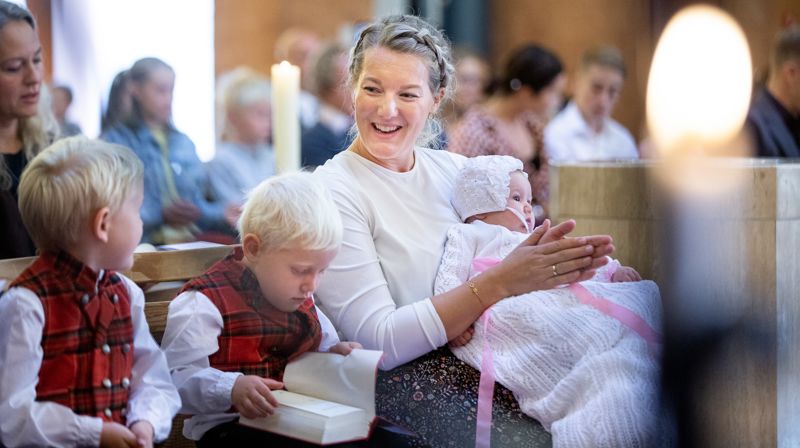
xmin=466 ymin=280 xmax=487 ymax=308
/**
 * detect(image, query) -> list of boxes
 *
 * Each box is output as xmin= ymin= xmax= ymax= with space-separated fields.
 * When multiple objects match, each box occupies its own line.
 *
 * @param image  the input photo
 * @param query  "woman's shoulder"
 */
xmin=416 ymin=147 xmax=465 ymax=173
xmin=313 ymin=151 xmax=364 ymax=195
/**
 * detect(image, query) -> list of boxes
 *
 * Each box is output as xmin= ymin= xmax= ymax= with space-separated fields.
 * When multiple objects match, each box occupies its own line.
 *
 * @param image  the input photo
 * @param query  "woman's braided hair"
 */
xmin=348 ymin=15 xmax=455 ymax=149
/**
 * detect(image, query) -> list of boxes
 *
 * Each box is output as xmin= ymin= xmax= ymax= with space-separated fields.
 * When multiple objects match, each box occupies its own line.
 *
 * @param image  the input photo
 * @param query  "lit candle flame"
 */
xmin=646 ymin=5 xmax=753 ymax=193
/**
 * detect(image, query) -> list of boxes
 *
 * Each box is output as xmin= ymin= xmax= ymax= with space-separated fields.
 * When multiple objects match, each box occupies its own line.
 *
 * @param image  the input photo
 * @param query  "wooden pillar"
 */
xmin=26 ymin=0 xmax=52 ymax=83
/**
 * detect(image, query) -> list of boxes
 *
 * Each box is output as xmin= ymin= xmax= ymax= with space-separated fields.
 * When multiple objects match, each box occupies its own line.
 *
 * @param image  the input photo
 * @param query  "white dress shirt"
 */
xmin=160 ymin=290 xmax=340 ymax=441
xmin=0 ymin=275 xmax=181 ymax=447
xmin=313 ymin=149 xmax=465 ymax=370
xmin=544 ymin=102 xmax=639 ymax=163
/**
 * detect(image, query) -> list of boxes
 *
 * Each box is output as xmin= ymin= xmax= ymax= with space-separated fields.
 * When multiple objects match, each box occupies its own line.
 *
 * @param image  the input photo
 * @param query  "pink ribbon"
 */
xmin=475 ymin=310 xmax=494 ymax=448
xmin=568 ymin=283 xmax=662 ymax=347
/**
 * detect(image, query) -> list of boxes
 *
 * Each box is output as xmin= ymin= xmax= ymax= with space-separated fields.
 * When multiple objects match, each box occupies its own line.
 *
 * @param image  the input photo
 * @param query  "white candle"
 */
xmin=271 ymin=61 xmax=301 ymax=173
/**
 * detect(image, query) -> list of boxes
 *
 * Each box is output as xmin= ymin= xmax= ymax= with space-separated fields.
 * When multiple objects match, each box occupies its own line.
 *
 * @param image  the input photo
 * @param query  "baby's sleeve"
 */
xmin=434 ymin=224 xmax=478 ymax=296
xmin=590 ymin=257 xmax=622 ymax=282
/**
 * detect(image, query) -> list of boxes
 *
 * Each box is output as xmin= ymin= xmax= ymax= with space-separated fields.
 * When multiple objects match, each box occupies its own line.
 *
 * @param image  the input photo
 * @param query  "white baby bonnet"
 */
xmin=452 ymin=155 xmax=527 ymax=222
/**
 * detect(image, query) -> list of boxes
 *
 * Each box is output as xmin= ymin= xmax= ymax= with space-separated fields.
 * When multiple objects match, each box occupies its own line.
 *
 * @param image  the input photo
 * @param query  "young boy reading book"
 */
xmin=0 ymin=137 xmax=181 ymax=447
xmin=160 ymin=172 xmax=363 ymax=446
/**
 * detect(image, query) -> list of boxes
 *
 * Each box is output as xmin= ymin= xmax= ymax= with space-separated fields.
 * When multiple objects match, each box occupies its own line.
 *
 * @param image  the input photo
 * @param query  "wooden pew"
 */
xmin=0 ymin=245 xmax=237 ymax=448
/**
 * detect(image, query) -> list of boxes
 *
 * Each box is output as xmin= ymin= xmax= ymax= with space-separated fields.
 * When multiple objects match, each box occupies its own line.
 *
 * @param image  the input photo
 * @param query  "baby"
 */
xmin=436 ymin=155 xmax=661 ymax=448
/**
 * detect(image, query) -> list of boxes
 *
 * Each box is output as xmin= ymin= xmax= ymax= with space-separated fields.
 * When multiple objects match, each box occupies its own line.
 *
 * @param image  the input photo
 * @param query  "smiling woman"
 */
xmin=0 ymin=0 xmax=58 ymax=259
xmin=313 ymin=14 xmax=614 ymax=447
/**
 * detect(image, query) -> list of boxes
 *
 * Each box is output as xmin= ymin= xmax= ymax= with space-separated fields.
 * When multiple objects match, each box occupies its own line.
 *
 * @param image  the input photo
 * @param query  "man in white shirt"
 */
xmin=545 ymin=46 xmax=639 ymax=163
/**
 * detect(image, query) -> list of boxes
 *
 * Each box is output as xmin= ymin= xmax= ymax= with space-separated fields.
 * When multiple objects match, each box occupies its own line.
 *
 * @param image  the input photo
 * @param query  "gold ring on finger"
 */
xmin=552 ymin=264 xmax=558 ymax=277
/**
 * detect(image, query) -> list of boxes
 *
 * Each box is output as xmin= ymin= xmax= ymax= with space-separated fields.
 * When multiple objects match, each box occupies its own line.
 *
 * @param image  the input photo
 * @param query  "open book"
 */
xmin=239 ymin=349 xmax=383 ymax=445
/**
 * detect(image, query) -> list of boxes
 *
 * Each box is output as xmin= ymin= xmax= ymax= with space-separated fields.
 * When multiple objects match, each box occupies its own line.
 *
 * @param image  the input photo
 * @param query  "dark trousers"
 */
xmin=197 ymin=419 xmax=421 ymax=448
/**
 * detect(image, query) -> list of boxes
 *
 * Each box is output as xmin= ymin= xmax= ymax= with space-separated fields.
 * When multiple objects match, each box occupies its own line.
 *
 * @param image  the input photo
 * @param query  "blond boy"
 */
xmin=161 ymin=172 xmax=360 ymax=445
xmin=0 ymin=137 xmax=181 ymax=448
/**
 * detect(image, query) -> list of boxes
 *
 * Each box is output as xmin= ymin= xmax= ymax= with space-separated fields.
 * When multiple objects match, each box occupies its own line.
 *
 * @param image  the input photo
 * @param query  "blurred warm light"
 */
xmin=646 ymin=5 xmax=753 ymax=192
xmin=647 ymin=5 xmax=751 ymax=156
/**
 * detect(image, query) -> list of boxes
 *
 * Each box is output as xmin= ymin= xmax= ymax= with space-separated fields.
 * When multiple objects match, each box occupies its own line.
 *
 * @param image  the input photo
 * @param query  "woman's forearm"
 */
xmin=430 ymin=269 xmax=508 ymax=340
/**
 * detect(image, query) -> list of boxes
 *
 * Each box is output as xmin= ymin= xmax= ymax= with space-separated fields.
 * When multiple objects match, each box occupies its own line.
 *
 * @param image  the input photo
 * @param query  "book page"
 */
xmin=158 ymin=241 xmax=224 ymax=251
xmin=283 ymin=349 xmax=383 ymax=420
xmin=272 ymin=390 xmax=364 ymax=419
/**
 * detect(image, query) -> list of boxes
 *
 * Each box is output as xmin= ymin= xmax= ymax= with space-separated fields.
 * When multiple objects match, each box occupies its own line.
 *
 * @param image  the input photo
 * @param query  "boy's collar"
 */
xmin=42 ymin=249 xmax=113 ymax=293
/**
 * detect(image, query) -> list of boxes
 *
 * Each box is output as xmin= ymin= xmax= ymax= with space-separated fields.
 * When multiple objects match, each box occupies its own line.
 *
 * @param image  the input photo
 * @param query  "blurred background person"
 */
xmin=448 ymin=44 xmax=566 ymax=218
xmin=100 ymin=69 xmax=132 ymax=133
xmin=747 ymin=24 xmax=800 ymax=158
xmin=442 ymin=47 xmax=491 ymax=134
xmin=207 ymin=66 xmax=274 ymax=226
xmin=102 ymin=57 xmax=228 ymax=244
xmin=0 ymin=1 xmax=58 ymax=259
xmin=274 ymin=27 xmax=321 ymax=129
xmin=545 ymin=45 xmax=639 ymax=163
xmin=301 ymin=42 xmax=353 ymax=169
xmin=50 ymin=84 xmax=82 ymax=136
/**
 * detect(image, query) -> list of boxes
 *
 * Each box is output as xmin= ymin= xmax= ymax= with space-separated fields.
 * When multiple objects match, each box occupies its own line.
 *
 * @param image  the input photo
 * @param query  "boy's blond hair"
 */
xmin=18 ymin=136 xmax=144 ymax=252
xmin=238 ymin=172 xmax=342 ymax=252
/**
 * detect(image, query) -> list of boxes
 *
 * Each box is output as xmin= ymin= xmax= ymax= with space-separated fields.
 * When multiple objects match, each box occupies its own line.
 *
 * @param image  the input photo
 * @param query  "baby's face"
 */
xmin=479 ymin=171 xmax=533 ymax=233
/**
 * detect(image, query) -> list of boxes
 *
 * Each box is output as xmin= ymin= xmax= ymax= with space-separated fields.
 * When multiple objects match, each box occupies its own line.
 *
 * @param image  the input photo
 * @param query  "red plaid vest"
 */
xmin=182 ymin=250 xmax=322 ymax=381
xmin=9 ymin=250 xmax=134 ymax=424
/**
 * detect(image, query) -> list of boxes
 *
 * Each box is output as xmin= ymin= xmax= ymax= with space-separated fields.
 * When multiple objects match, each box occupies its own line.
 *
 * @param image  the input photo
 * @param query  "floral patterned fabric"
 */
xmin=376 ymin=347 xmax=552 ymax=448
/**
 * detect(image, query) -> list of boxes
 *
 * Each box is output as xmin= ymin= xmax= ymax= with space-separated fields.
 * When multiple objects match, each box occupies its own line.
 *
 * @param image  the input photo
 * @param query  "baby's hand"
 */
xmin=611 ymin=266 xmax=642 ymax=282
xmin=328 ymin=341 xmax=362 ymax=356
xmin=449 ymin=325 xmax=474 ymax=347
xmin=231 ymin=375 xmax=283 ymax=419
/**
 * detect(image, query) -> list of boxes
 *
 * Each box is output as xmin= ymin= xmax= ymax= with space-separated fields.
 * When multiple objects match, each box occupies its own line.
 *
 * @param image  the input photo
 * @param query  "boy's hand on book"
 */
xmin=232 ymin=375 xmax=284 ymax=419
xmin=611 ymin=266 xmax=642 ymax=282
xmin=328 ymin=341 xmax=363 ymax=356
xmin=99 ymin=422 xmax=138 ymax=448
xmin=130 ymin=420 xmax=154 ymax=448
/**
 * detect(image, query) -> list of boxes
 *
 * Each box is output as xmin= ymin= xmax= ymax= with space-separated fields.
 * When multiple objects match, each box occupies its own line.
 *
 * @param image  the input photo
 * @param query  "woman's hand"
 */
xmin=484 ymin=220 xmax=615 ymax=298
xmin=538 ymin=219 xmax=614 ymax=260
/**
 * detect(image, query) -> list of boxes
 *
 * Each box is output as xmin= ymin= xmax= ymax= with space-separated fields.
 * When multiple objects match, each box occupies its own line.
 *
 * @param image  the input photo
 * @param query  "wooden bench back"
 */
xmin=0 ymin=245 xmax=236 ymax=342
